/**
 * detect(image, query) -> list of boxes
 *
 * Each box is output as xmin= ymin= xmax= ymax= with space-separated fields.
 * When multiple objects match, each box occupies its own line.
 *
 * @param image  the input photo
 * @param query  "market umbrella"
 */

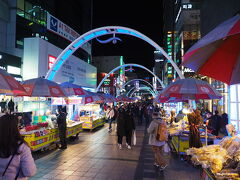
xmin=101 ymin=94 xmax=117 ymax=103
xmin=182 ymin=14 xmax=240 ymax=85
xmin=60 ymin=82 xmax=87 ymax=96
xmin=0 ymin=68 xmax=27 ymax=96
xmin=19 ymin=77 xmax=66 ymax=97
xmin=157 ymin=78 xmax=222 ymax=100
xmin=79 ymin=91 xmax=104 ymax=104
xmin=116 ymin=95 xmax=131 ymax=102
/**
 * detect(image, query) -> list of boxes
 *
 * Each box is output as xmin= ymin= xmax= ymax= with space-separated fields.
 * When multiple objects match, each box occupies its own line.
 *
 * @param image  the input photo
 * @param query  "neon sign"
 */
xmin=48 ymin=55 xmax=57 ymax=69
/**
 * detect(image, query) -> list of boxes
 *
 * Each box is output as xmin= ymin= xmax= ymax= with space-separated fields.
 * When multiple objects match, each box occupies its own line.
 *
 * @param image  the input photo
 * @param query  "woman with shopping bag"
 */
xmin=147 ymin=112 xmax=168 ymax=170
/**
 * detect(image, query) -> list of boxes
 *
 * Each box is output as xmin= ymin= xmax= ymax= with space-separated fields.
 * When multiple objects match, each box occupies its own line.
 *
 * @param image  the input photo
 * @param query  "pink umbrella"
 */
xmin=0 ymin=68 xmax=27 ymax=96
xmin=182 ymin=14 xmax=240 ymax=85
xmin=157 ymin=78 xmax=222 ymax=100
xmin=20 ymin=77 xmax=66 ymax=97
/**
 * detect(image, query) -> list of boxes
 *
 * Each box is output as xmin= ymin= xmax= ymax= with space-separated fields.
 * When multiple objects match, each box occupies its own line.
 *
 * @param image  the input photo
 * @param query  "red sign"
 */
xmin=48 ymin=55 xmax=57 ymax=69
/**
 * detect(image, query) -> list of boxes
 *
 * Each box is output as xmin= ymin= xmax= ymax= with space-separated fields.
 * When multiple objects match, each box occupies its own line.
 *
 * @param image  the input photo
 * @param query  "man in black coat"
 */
xmin=8 ymin=99 xmax=15 ymax=113
xmin=208 ymin=110 xmax=222 ymax=136
xmin=57 ymin=106 xmax=67 ymax=149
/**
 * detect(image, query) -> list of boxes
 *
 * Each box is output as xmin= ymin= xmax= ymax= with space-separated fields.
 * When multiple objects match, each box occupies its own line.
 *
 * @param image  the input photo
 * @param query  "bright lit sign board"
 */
xmin=7 ymin=66 xmax=21 ymax=75
xmin=48 ymin=55 xmax=57 ymax=69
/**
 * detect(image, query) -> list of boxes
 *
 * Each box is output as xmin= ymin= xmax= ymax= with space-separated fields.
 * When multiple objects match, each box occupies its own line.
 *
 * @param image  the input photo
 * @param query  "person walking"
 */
xmin=124 ymin=107 xmax=135 ymax=149
xmin=8 ymin=99 xmax=15 ymax=114
xmin=147 ymin=112 xmax=168 ymax=170
xmin=117 ymin=106 xmax=126 ymax=150
xmin=0 ymin=98 xmax=6 ymax=113
xmin=57 ymin=106 xmax=67 ymax=149
xmin=106 ymin=106 xmax=115 ymax=132
xmin=0 ymin=114 xmax=36 ymax=179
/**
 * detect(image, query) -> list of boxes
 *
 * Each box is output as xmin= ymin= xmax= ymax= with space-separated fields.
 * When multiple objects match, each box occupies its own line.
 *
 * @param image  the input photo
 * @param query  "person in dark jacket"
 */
xmin=8 ymin=99 xmax=15 ymax=113
xmin=117 ymin=106 xmax=125 ymax=150
xmin=219 ymin=113 xmax=228 ymax=136
xmin=208 ymin=110 xmax=222 ymax=136
xmin=124 ymin=108 xmax=135 ymax=149
xmin=0 ymin=98 xmax=6 ymax=113
xmin=57 ymin=106 xmax=67 ymax=149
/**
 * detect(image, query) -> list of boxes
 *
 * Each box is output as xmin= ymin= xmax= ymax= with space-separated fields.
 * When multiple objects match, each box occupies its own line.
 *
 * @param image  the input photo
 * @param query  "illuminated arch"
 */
xmin=127 ymin=86 xmax=155 ymax=97
xmin=123 ymin=79 xmax=155 ymax=91
xmin=96 ymin=63 xmax=164 ymax=92
xmin=45 ymin=26 xmax=184 ymax=81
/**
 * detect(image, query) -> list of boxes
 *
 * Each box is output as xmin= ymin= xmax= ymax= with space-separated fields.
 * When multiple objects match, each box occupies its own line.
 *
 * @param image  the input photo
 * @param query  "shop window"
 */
xmin=231 ymin=120 xmax=238 ymax=132
xmin=17 ymin=0 xmax=24 ymax=10
xmin=230 ymin=85 xmax=237 ymax=102
xmin=25 ymin=1 xmax=33 ymax=15
xmin=16 ymin=9 xmax=24 ymax=17
xmin=230 ymin=103 xmax=238 ymax=120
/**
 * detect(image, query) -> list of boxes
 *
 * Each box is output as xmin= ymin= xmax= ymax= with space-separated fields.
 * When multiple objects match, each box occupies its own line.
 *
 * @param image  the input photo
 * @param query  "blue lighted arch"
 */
xmin=46 ymin=26 xmax=184 ymax=81
xmin=126 ymin=86 xmax=155 ymax=97
xmin=96 ymin=63 xmax=165 ymax=92
xmin=123 ymin=79 xmax=155 ymax=92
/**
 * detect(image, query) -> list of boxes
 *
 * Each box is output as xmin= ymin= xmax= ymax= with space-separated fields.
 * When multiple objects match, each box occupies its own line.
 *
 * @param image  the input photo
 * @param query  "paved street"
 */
xmin=30 ymin=122 xmax=201 ymax=180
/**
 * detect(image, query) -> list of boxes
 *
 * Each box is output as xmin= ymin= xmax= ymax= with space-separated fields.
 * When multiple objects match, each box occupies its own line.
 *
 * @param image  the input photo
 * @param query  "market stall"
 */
xmin=187 ymin=136 xmax=240 ymax=180
xmin=16 ymin=77 xmax=85 ymax=151
xmin=79 ymin=104 xmax=105 ymax=130
xmin=17 ymin=96 xmax=84 ymax=151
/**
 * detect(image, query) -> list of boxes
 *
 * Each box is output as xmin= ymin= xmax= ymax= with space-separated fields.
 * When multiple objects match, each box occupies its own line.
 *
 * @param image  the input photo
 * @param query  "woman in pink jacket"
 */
xmin=0 ymin=114 xmax=36 ymax=180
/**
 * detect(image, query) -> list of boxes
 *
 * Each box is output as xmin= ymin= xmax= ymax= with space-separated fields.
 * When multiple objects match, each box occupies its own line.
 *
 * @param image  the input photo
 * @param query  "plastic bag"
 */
xmin=132 ymin=130 xmax=136 ymax=146
xmin=163 ymin=143 xmax=170 ymax=153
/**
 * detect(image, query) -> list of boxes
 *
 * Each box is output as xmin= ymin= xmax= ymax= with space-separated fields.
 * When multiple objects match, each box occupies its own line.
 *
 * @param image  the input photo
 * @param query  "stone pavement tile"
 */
xmin=59 ymin=170 xmax=74 ymax=175
xmin=94 ymin=173 xmax=108 ymax=180
xmin=72 ymin=171 xmax=86 ymax=176
xmin=54 ymin=174 xmax=70 ymax=179
xmin=66 ymin=175 xmax=82 ymax=180
xmin=83 ymin=171 xmax=97 ymax=178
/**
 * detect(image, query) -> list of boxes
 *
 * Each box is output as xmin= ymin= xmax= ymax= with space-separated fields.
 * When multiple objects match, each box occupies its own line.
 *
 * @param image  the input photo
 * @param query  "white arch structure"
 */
xmin=96 ymin=63 xmax=164 ymax=92
xmin=127 ymin=86 xmax=155 ymax=97
xmin=123 ymin=79 xmax=155 ymax=91
xmin=45 ymin=26 xmax=184 ymax=83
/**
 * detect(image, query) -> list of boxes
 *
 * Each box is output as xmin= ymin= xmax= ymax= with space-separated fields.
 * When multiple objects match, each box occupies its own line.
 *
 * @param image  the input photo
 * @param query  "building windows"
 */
xmin=230 ymin=84 xmax=240 ymax=132
xmin=16 ymin=0 xmax=47 ymax=26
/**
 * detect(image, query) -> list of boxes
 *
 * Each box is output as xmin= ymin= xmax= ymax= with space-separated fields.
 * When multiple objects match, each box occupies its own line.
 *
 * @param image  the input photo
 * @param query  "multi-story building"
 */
xmin=92 ymin=56 xmax=125 ymax=95
xmin=0 ymin=0 xmax=95 ymax=89
xmin=200 ymin=0 xmax=240 ymax=131
xmin=162 ymin=0 xmax=202 ymax=83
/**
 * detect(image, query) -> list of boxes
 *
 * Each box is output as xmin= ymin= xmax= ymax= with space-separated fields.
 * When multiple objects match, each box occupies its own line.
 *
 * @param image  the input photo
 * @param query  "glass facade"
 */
xmin=17 ymin=0 xmax=47 ymax=26
xmin=230 ymin=84 xmax=240 ymax=132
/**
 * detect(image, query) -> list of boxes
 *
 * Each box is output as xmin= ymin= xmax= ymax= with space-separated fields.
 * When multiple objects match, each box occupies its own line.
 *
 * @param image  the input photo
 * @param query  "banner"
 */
xmin=47 ymin=13 xmax=91 ymax=54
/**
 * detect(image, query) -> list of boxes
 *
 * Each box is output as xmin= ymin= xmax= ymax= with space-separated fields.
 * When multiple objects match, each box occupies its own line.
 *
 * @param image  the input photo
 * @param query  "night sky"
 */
xmin=92 ymin=1 xmax=164 ymax=73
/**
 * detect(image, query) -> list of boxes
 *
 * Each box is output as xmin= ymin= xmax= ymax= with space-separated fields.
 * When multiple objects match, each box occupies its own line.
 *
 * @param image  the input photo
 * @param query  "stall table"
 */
xmin=170 ymin=133 xmax=215 ymax=155
xmin=21 ymin=121 xmax=83 ymax=151
xmin=80 ymin=116 xmax=105 ymax=130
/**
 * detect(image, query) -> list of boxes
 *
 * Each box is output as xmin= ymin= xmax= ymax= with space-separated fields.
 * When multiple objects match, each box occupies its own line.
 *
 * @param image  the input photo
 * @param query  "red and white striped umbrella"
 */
xmin=0 ymin=68 xmax=27 ymax=96
xmin=60 ymin=82 xmax=87 ymax=96
xmin=20 ymin=77 xmax=66 ymax=97
xmin=182 ymin=14 xmax=240 ymax=85
xmin=116 ymin=95 xmax=131 ymax=102
xmin=78 ymin=91 xmax=104 ymax=104
xmin=97 ymin=93 xmax=117 ymax=103
xmin=157 ymin=78 xmax=222 ymax=101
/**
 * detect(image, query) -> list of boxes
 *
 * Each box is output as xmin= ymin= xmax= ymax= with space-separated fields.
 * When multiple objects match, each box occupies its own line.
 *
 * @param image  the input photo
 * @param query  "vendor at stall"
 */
xmin=188 ymin=109 xmax=203 ymax=148
xmin=56 ymin=106 xmax=67 ymax=149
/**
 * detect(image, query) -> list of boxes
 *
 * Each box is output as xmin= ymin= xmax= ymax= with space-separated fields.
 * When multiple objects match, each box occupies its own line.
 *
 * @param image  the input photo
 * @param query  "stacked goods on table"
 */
xmin=187 ymin=136 xmax=240 ymax=179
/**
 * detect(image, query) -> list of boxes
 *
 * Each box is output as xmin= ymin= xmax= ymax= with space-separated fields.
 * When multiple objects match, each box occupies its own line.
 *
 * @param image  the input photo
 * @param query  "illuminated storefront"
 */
xmin=229 ymin=84 xmax=240 ymax=132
